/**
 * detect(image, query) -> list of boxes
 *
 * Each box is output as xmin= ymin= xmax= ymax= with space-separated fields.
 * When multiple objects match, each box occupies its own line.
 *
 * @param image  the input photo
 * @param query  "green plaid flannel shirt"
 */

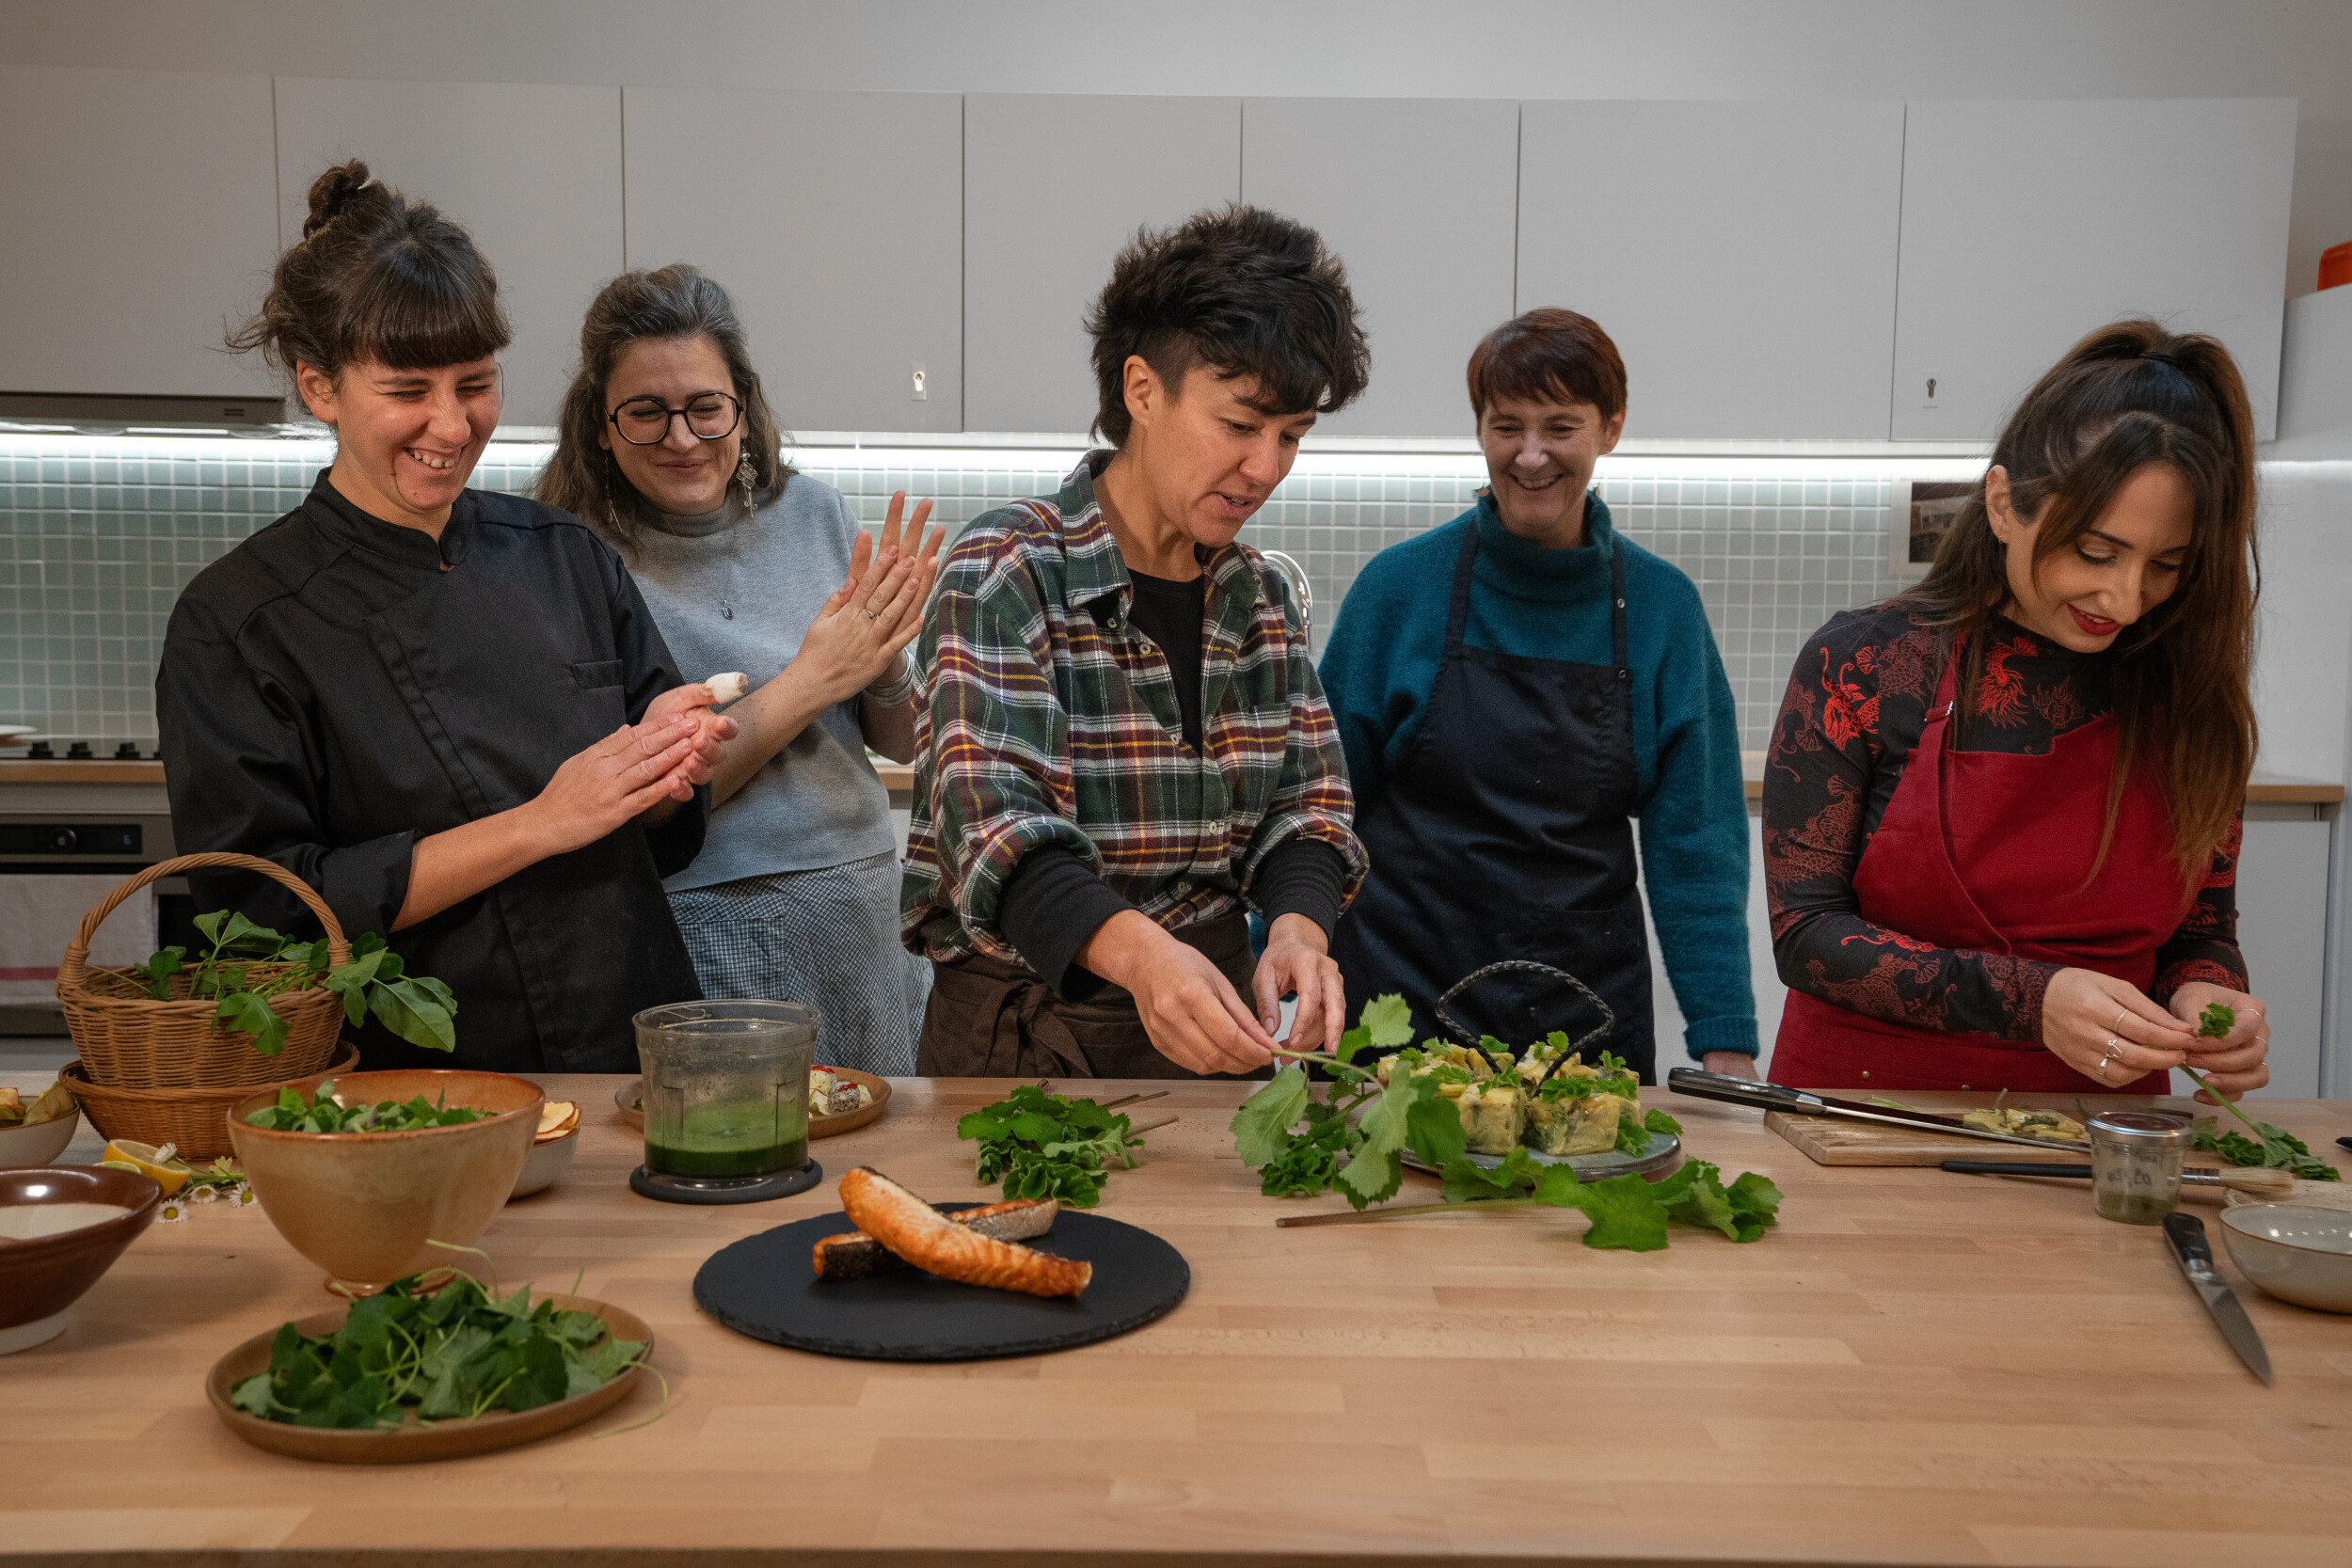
xmin=901 ymin=454 xmax=1366 ymax=966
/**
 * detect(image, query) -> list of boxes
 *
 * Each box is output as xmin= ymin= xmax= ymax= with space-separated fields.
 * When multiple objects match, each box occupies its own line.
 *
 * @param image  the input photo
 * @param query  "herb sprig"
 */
xmin=244 ymin=1080 xmax=487 ymax=1134
xmin=1231 ymin=995 xmax=1468 ymax=1210
xmin=1426 ymin=1148 xmax=1782 ymax=1249
xmin=134 ymin=913 xmax=456 ymax=1058
xmin=957 ymin=1085 xmax=1148 ymax=1207
xmin=228 ymin=1269 xmax=645 ymax=1430
xmin=2184 ymin=1004 xmax=2338 ymax=1181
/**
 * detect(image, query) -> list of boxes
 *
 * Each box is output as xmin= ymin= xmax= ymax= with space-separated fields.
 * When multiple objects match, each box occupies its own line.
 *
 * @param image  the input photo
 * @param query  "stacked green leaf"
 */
xmin=228 ymin=1272 xmax=644 ymax=1429
xmin=957 ymin=1085 xmax=1149 ymax=1207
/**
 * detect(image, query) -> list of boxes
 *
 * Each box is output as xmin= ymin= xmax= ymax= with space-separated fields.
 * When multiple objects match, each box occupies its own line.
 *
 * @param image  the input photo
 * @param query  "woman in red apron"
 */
xmin=1765 ymin=320 xmax=2271 ymax=1102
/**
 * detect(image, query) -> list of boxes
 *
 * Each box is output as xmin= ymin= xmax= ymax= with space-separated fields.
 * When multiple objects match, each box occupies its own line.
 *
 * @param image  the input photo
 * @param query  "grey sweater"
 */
xmin=624 ymin=475 xmax=898 ymax=892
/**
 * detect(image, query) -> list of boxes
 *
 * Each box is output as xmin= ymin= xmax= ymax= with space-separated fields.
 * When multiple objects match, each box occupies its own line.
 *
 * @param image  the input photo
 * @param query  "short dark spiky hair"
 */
xmin=1085 ymin=204 xmax=1369 ymax=446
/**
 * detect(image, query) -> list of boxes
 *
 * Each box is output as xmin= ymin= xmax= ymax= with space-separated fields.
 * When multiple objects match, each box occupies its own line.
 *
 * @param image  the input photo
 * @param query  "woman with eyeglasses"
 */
xmin=158 ymin=163 xmax=734 ymax=1073
xmin=538 ymin=264 xmax=944 ymax=1075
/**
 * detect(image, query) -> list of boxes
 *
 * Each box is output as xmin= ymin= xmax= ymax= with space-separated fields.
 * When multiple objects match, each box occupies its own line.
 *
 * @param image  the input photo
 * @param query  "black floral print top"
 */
xmin=1764 ymin=600 xmax=2245 ymax=1040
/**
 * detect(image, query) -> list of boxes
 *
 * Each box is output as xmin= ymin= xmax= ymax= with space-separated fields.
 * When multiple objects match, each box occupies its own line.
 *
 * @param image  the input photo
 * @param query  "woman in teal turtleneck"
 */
xmin=1318 ymin=309 xmax=1756 ymax=1082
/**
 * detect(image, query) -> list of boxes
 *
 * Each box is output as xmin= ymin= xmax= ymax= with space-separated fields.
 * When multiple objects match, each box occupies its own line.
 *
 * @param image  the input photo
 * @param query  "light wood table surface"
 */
xmin=6 ymin=1075 xmax=2351 ymax=1568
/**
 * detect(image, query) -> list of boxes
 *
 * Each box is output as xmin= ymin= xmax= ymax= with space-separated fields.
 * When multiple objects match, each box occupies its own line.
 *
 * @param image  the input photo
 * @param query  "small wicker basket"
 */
xmin=63 ymin=1040 xmax=362 ymax=1160
xmin=56 ymin=852 xmax=354 ymax=1089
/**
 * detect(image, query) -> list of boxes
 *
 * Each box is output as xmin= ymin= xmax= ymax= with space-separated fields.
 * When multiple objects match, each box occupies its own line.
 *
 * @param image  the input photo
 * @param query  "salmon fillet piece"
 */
xmin=811 ymin=1196 xmax=1059 ymax=1281
xmin=837 ymin=1167 xmax=1091 ymax=1298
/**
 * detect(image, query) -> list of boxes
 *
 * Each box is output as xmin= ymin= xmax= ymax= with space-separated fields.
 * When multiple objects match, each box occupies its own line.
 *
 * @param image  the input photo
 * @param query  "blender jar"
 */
xmin=632 ymin=1000 xmax=818 ymax=1201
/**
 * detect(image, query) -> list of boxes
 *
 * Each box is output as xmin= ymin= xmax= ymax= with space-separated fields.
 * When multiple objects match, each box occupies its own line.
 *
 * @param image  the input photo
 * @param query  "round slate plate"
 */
xmin=613 ymin=1069 xmax=890 ymax=1139
xmin=1401 ymin=1132 xmax=1682 ymax=1182
xmin=693 ymin=1209 xmax=1188 ymax=1362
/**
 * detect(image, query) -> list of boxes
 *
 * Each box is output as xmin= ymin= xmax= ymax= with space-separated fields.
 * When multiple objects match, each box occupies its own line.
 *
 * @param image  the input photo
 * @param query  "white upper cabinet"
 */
xmin=624 ymin=87 xmax=962 ymax=435
xmin=1242 ymin=99 xmax=1520 ymax=439
xmin=1518 ymin=101 xmax=1905 ymax=440
xmin=1892 ymin=99 xmax=2297 ymax=442
xmin=964 ymin=95 xmax=1241 ymax=436
xmin=0 ymin=66 xmax=279 ymax=398
xmin=274 ymin=78 xmax=625 ymax=428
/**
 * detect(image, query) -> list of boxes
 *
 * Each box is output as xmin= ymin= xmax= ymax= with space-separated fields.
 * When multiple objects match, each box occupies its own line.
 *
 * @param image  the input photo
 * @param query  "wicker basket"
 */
xmin=63 ymin=1040 xmax=361 ymax=1161
xmin=56 ymin=852 xmax=354 ymax=1089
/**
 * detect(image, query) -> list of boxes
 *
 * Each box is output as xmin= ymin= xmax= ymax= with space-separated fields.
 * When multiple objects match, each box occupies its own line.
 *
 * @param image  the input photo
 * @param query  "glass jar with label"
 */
xmin=2086 ymin=1111 xmax=2193 ymax=1224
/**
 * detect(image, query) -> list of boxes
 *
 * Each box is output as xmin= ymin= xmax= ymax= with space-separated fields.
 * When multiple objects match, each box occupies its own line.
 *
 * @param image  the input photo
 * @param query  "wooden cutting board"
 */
xmin=1765 ymin=1090 xmax=2222 ymax=1168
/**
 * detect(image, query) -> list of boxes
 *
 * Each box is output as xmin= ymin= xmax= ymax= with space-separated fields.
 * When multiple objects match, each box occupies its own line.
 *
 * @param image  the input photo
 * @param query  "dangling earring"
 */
xmin=737 ymin=453 xmax=757 ymax=513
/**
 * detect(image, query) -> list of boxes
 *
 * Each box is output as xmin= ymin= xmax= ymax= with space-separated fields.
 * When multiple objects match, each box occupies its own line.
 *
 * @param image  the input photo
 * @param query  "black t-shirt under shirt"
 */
xmin=995 ymin=564 xmax=1347 ymax=996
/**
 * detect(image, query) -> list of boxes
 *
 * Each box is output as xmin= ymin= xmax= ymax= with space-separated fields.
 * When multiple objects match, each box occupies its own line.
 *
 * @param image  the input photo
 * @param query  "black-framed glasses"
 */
xmin=608 ymin=391 xmax=743 ymax=445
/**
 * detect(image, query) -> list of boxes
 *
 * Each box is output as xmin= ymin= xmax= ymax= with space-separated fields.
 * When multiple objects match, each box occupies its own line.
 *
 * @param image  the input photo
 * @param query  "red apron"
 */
xmin=1772 ymin=641 xmax=2190 ymax=1094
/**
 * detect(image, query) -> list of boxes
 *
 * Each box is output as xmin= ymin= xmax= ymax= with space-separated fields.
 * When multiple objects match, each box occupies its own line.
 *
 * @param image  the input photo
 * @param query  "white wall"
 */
xmin=5 ymin=1 xmax=2350 ymax=301
xmin=2250 ymin=463 xmax=2352 ymax=784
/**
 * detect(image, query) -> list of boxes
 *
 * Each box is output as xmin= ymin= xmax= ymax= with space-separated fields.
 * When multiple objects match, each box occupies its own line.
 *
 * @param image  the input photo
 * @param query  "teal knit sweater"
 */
xmin=1317 ymin=492 xmax=1758 ymax=1060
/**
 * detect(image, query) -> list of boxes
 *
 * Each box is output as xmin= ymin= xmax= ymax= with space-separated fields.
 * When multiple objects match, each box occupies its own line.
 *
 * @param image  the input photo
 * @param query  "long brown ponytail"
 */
xmin=1900 ymin=319 xmax=2259 ymax=883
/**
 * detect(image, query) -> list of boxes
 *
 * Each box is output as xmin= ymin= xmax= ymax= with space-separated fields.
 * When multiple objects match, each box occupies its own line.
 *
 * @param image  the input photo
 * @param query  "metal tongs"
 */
xmin=1665 ymin=1068 xmax=2096 ymax=1154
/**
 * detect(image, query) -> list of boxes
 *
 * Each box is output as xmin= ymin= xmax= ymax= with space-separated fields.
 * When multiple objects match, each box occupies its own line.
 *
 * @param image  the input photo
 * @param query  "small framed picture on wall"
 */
xmin=1889 ymin=479 xmax=1976 ymax=578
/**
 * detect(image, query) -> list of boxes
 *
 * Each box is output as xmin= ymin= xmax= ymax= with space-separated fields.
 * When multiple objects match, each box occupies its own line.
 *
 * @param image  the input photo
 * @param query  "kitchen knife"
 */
xmin=1665 ymin=1068 xmax=2093 ymax=1153
xmin=1938 ymin=1160 xmax=2292 ymax=1196
xmin=2162 ymin=1212 xmax=2272 ymax=1385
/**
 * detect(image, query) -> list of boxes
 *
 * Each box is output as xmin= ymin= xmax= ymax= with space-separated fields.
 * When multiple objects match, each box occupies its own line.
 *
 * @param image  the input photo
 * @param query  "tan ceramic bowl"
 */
xmin=227 ymin=1069 xmax=543 ymax=1295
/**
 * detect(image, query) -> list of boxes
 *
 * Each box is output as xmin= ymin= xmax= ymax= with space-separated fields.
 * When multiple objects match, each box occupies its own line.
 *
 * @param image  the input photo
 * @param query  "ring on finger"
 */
xmin=2096 ymin=1058 xmax=2111 ymax=1081
xmin=2113 ymin=1009 xmax=2127 ymax=1035
xmin=2101 ymin=1037 xmax=2123 ymax=1063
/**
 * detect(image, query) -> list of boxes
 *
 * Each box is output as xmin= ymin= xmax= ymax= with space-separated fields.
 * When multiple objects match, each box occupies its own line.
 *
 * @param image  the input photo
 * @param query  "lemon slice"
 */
xmin=100 ymin=1139 xmax=194 ymax=1196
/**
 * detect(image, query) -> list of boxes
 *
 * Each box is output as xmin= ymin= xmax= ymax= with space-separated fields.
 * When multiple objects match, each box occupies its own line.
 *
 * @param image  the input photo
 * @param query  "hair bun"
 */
xmin=302 ymin=159 xmax=379 ymax=241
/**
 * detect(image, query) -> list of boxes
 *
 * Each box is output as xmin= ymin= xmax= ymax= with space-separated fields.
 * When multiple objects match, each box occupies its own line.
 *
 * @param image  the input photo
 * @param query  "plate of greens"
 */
xmin=205 ymin=1271 xmax=655 ymax=1464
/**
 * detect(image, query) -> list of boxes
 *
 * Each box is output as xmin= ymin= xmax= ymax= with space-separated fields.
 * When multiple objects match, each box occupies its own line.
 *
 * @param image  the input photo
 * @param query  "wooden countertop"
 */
xmin=7 ymin=1073 xmax=2350 ymax=1566
xmin=6 ymin=758 xmax=2340 ymax=804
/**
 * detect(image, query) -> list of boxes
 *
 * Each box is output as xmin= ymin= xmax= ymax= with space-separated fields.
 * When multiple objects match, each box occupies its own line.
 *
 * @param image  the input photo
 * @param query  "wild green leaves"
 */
xmin=1231 ymin=994 xmax=1466 ymax=1212
xmin=1434 ymin=1148 xmax=1783 ymax=1251
xmin=133 ymin=918 xmax=456 ymax=1057
xmin=244 ymin=1080 xmax=487 ymax=1134
xmin=226 ymin=1271 xmax=644 ymax=1429
xmin=957 ymin=1084 xmax=1147 ymax=1207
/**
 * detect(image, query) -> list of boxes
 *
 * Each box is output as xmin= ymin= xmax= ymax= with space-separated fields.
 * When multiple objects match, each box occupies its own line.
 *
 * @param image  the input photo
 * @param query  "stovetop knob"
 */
xmin=66 ymin=741 xmax=94 ymax=760
xmin=115 ymin=742 xmax=141 ymax=760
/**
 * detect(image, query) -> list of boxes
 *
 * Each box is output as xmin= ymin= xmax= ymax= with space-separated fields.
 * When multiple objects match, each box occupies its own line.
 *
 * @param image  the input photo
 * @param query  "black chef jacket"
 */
xmin=155 ymin=472 xmax=707 ymax=1072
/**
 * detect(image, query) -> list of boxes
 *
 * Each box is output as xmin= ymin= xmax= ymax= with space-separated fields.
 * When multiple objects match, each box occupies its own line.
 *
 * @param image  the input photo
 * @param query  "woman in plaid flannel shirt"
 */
xmin=901 ymin=206 xmax=1371 ymax=1079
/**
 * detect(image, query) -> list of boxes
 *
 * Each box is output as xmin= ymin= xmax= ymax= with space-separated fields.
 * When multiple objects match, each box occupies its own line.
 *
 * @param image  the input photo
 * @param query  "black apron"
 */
xmin=1328 ymin=519 xmax=1656 ymax=1080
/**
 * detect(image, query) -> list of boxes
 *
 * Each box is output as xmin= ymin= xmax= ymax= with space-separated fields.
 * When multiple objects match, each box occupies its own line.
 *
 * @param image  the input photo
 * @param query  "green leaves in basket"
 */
xmin=128 ymin=920 xmax=458 ymax=1057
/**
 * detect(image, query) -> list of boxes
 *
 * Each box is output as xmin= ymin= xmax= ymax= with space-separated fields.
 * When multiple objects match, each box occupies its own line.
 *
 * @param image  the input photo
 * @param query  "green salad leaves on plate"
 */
xmin=229 ymin=1271 xmax=645 ymax=1430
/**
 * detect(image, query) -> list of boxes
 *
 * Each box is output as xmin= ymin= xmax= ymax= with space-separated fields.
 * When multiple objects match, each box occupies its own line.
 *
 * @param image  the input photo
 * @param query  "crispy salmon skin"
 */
xmin=811 ymin=1196 xmax=1059 ymax=1281
xmin=836 ymin=1168 xmax=1091 ymax=1297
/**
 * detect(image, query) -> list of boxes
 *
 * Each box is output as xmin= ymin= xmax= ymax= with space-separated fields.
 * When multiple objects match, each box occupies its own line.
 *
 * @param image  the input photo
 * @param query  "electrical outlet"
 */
xmin=911 ymin=361 xmax=927 ymax=402
xmin=1921 ymin=374 xmax=1940 ymax=411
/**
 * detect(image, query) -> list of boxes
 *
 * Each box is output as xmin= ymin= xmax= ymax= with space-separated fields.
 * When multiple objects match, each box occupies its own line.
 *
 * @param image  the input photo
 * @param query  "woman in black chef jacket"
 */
xmin=156 ymin=161 xmax=734 ymax=1072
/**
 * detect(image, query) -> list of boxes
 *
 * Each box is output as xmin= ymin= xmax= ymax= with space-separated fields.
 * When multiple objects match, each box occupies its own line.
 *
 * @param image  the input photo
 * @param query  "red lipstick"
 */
xmin=2068 ymin=604 xmax=2120 ymax=637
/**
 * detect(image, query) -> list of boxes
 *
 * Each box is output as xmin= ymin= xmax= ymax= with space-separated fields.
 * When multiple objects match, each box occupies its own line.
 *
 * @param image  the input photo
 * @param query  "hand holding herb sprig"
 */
xmin=2182 ymin=1004 xmax=2338 ymax=1181
xmin=135 ymin=913 xmax=455 ymax=1057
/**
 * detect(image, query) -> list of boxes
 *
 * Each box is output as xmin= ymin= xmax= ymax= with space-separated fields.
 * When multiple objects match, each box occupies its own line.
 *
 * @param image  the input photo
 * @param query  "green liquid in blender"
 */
xmin=644 ymin=1101 xmax=805 ymax=1179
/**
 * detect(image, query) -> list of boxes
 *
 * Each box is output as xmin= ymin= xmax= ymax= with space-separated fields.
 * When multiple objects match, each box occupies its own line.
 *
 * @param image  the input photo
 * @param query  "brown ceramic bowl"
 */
xmin=0 ymin=1165 xmax=161 ymax=1354
xmin=227 ymin=1069 xmax=543 ymax=1296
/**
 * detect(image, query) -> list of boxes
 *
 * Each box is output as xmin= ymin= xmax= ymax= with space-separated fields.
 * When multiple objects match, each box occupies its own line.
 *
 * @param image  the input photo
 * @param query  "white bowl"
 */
xmin=0 ymin=1106 xmax=81 ymax=1169
xmin=2217 ymin=1203 xmax=2352 ymax=1313
xmin=507 ymin=1130 xmax=579 ymax=1200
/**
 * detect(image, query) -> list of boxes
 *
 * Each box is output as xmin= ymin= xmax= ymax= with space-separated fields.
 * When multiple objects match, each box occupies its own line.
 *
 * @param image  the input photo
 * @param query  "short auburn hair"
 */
xmin=1466 ymin=309 xmax=1627 ymax=423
